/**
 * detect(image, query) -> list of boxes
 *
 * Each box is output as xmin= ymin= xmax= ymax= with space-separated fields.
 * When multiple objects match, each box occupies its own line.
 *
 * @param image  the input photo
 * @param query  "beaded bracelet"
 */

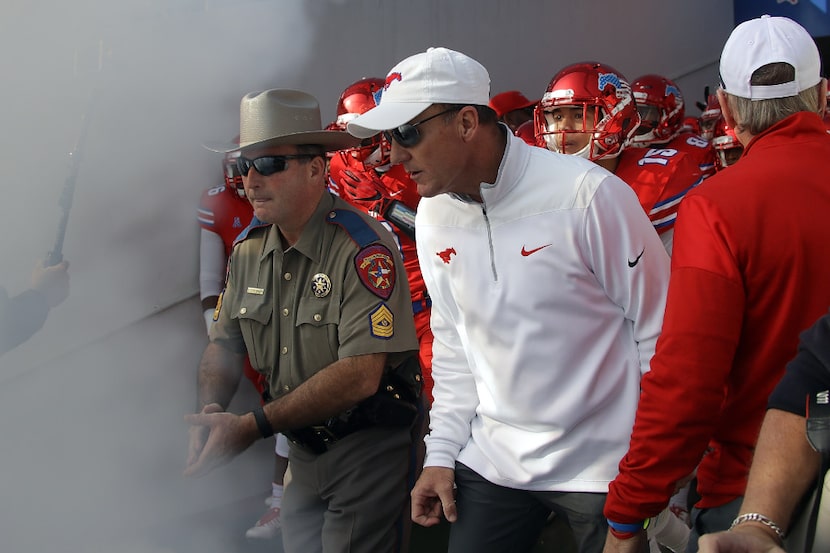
xmin=729 ymin=513 xmax=785 ymax=543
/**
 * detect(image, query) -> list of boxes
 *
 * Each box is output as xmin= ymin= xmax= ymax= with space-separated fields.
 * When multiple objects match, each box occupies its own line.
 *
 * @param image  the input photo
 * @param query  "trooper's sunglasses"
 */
xmin=236 ymin=154 xmax=316 ymax=176
xmin=383 ymin=107 xmax=462 ymax=148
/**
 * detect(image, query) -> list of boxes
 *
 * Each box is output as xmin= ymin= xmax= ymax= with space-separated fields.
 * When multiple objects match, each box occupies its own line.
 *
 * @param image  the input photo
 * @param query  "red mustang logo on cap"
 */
xmin=436 ymin=248 xmax=456 ymax=264
xmin=384 ymin=72 xmax=402 ymax=90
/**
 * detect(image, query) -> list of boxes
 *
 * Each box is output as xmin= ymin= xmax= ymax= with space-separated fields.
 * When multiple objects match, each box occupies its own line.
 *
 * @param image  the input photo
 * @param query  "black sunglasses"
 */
xmin=236 ymin=154 xmax=316 ymax=176
xmin=383 ymin=107 xmax=462 ymax=148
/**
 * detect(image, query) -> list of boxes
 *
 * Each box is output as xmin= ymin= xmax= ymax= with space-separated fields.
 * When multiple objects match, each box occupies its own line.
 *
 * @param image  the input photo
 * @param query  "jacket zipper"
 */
xmin=482 ymin=203 xmax=498 ymax=281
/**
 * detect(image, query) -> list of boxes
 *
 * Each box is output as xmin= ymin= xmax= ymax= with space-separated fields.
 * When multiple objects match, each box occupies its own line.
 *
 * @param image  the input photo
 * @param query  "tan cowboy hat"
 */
xmin=206 ymin=89 xmax=360 ymax=153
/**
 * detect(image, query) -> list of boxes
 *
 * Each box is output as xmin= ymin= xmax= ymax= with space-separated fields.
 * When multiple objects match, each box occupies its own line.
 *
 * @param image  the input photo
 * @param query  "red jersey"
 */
xmin=615 ymin=137 xmax=710 ymax=238
xmin=605 ymin=112 xmax=830 ymax=522
xmin=197 ymin=184 xmax=253 ymax=256
xmin=668 ymin=132 xmax=717 ymax=179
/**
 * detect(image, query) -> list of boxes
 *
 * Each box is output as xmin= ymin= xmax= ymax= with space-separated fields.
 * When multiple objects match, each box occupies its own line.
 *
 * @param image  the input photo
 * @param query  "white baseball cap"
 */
xmin=347 ymin=47 xmax=490 ymax=138
xmin=719 ymin=15 xmax=821 ymax=101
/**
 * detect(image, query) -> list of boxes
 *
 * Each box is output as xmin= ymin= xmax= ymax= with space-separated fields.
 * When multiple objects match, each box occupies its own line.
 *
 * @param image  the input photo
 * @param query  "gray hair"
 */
xmin=723 ymin=62 xmax=823 ymax=135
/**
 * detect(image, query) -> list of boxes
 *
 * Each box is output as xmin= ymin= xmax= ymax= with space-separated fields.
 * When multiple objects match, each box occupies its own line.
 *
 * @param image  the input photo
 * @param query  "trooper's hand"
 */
xmin=185 ymin=403 xmax=223 ymax=470
xmin=184 ymin=405 xmax=257 ymax=477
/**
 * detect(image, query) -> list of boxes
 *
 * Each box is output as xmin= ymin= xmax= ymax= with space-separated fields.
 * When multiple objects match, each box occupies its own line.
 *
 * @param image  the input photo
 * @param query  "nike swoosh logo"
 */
xmin=628 ymin=248 xmax=645 ymax=268
xmin=521 ymin=244 xmax=552 ymax=256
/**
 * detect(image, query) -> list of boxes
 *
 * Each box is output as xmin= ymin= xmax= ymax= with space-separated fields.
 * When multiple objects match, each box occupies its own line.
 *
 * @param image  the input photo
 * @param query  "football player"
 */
xmin=535 ymin=63 xmax=710 ymax=255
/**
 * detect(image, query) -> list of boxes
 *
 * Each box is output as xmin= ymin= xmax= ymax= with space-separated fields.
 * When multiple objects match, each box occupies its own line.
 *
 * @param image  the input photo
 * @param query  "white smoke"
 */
xmin=0 ymin=0 xmax=315 ymax=377
xmin=0 ymin=1 xmax=310 ymax=551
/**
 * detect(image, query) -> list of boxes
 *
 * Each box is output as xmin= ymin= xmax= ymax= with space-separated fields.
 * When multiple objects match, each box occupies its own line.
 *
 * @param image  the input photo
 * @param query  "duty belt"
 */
xmin=283 ymin=417 xmax=370 ymax=455
xmin=282 ymin=354 xmax=422 ymax=455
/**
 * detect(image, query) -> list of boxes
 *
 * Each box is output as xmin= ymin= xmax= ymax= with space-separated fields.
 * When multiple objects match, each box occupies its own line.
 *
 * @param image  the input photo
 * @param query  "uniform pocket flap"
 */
xmin=230 ymin=295 xmax=272 ymax=325
xmin=296 ymin=295 xmax=341 ymax=327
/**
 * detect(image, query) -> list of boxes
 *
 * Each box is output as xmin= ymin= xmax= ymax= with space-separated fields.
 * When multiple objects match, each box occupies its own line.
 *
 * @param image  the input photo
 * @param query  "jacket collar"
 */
xmin=451 ymin=124 xmax=531 ymax=207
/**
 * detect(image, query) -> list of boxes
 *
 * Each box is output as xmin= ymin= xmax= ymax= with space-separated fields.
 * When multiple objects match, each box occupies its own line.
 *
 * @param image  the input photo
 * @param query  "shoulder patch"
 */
xmin=326 ymin=208 xmax=380 ymax=248
xmin=369 ymin=303 xmax=394 ymax=339
xmin=355 ymin=244 xmax=396 ymax=300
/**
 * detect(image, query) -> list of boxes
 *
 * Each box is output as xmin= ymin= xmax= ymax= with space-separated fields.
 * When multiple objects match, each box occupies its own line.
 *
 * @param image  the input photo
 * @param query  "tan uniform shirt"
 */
xmin=210 ymin=192 xmax=418 ymax=400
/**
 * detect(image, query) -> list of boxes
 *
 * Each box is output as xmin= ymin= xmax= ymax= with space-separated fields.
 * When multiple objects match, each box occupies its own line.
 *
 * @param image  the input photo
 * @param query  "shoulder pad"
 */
xmin=233 ymin=216 xmax=270 ymax=247
xmin=325 ymin=208 xmax=380 ymax=248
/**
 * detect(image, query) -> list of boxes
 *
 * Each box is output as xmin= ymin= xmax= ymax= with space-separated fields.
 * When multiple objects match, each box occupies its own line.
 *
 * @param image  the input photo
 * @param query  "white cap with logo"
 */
xmin=347 ymin=47 xmax=490 ymax=138
xmin=719 ymin=14 xmax=821 ymax=101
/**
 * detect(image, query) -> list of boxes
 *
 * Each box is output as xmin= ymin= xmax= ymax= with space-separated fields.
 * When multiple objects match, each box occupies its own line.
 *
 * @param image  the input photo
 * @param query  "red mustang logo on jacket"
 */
xmin=436 ymin=247 xmax=457 ymax=264
xmin=384 ymin=72 xmax=402 ymax=90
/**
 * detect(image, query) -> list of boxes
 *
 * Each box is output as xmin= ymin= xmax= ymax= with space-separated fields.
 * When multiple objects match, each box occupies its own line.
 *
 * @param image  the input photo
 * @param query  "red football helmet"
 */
xmin=699 ymin=93 xmax=722 ymax=141
xmin=223 ymin=135 xmax=245 ymax=199
xmin=630 ymin=74 xmax=685 ymax=147
xmin=711 ymin=118 xmax=743 ymax=169
xmin=330 ymin=78 xmax=391 ymax=170
xmin=514 ymin=120 xmax=540 ymax=146
xmin=535 ymin=62 xmax=640 ymax=161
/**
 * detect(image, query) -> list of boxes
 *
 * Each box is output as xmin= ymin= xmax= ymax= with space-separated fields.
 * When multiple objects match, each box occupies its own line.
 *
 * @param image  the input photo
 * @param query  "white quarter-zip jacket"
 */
xmin=417 ymin=131 xmax=670 ymax=492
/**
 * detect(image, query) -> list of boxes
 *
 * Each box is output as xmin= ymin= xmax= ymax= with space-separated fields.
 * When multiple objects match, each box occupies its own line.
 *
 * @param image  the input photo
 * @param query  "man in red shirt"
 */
xmin=603 ymin=15 xmax=830 ymax=553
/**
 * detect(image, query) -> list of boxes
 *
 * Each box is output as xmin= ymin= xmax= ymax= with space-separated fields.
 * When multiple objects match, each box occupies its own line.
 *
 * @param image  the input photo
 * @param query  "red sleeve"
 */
xmin=198 ymin=185 xmax=253 ymax=256
xmin=605 ymin=193 xmax=745 ymax=522
xmin=197 ymin=185 xmax=225 ymax=231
